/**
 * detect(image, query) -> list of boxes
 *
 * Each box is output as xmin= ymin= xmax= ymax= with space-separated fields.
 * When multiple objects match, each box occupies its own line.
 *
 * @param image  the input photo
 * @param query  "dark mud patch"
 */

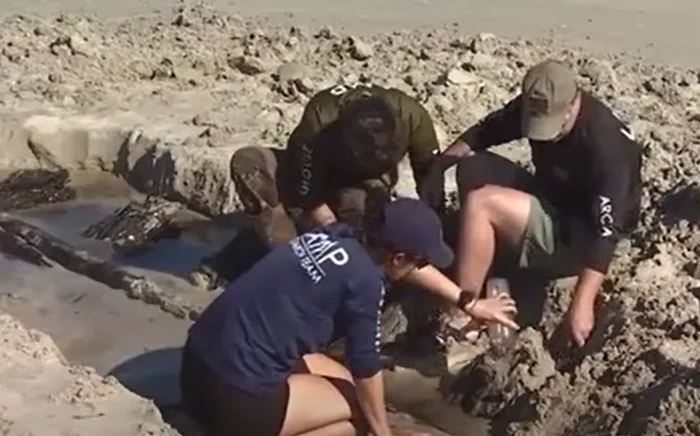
xmin=0 ymin=169 xmax=76 ymax=211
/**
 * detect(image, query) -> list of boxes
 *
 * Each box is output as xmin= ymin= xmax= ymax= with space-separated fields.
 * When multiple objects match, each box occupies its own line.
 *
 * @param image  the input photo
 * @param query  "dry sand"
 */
xmin=0 ymin=1 xmax=699 ymax=435
xmin=3 ymin=0 xmax=700 ymax=67
xmin=0 ymin=311 xmax=180 ymax=436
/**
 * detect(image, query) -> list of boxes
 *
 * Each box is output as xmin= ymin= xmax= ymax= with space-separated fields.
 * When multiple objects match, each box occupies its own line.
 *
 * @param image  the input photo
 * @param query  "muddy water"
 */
xmin=0 ymin=198 xmax=485 ymax=435
xmin=0 ymin=198 xmax=234 ymax=406
xmin=11 ymin=199 xmax=236 ymax=279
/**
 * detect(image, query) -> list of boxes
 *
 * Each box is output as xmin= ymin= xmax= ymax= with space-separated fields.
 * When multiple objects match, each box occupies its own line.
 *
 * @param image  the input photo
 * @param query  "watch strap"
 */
xmin=456 ymin=290 xmax=476 ymax=311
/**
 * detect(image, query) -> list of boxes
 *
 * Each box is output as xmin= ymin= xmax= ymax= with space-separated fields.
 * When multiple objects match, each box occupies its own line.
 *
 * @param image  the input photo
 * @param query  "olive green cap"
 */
xmin=520 ymin=59 xmax=577 ymax=141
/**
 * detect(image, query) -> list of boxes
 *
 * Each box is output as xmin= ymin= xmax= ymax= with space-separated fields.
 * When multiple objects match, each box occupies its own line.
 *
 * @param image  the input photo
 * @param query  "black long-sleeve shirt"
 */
xmin=458 ymin=92 xmax=642 ymax=273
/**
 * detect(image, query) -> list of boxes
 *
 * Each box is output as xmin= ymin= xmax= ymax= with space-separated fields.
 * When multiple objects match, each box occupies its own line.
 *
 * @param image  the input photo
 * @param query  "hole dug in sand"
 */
xmin=3 ymin=167 xmax=700 ymax=436
xmin=0 ymin=170 xmax=462 ymax=436
xmin=3 ymin=6 xmax=700 ymax=435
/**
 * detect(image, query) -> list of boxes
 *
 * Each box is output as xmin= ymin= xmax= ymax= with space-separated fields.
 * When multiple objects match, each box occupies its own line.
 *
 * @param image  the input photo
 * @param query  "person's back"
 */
xmin=188 ymin=222 xmax=383 ymax=395
xmin=179 ymin=198 xmax=507 ymax=436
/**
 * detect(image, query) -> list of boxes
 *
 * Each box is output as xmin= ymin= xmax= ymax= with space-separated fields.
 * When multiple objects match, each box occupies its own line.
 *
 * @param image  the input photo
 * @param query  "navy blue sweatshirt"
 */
xmin=187 ymin=224 xmax=386 ymax=395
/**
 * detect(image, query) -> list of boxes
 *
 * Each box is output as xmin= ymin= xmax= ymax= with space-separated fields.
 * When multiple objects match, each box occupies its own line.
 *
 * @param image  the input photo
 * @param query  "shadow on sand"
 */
xmin=108 ymin=347 xmax=202 ymax=436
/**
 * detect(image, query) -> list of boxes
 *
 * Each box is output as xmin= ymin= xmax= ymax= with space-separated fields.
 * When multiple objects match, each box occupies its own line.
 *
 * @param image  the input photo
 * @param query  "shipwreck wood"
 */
xmin=0 ymin=226 xmax=52 ymax=267
xmin=82 ymin=196 xmax=182 ymax=253
xmin=0 ymin=169 xmax=76 ymax=211
xmin=2 ymin=216 xmax=133 ymax=288
xmin=0 ymin=216 xmax=199 ymax=320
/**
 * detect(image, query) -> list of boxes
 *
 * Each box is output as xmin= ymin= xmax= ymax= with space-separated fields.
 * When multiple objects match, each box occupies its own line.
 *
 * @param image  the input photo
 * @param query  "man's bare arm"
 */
xmin=573 ymin=267 xmax=605 ymax=309
xmin=442 ymin=139 xmax=475 ymax=159
xmin=404 ymin=265 xmax=461 ymax=304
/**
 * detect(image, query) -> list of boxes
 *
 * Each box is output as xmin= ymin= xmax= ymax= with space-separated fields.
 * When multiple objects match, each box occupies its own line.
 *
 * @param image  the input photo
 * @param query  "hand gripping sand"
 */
xmin=0 ymin=312 xmax=178 ymax=436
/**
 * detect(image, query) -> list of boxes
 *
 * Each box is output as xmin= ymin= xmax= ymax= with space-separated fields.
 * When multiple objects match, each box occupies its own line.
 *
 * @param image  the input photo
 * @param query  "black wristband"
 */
xmin=456 ymin=290 xmax=475 ymax=310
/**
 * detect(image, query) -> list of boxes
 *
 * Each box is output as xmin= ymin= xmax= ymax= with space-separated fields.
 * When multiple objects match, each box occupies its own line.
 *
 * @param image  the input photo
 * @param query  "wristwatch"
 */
xmin=456 ymin=289 xmax=477 ymax=311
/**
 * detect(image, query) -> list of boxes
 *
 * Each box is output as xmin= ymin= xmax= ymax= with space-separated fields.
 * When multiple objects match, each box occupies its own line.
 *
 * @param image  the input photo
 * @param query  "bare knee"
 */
xmin=463 ymin=185 xmax=532 ymax=242
xmin=464 ymin=185 xmax=510 ymax=218
xmin=282 ymin=374 xmax=354 ymax=436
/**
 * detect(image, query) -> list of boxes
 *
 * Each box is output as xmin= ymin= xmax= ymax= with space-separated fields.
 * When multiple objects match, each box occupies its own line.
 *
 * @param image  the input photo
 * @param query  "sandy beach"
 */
xmin=0 ymin=1 xmax=699 ymax=435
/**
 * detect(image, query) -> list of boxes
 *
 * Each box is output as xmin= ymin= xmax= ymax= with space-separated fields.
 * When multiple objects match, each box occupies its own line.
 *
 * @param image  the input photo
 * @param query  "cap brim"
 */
xmin=427 ymin=242 xmax=454 ymax=270
xmin=522 ymin=111 xmax=566 ymax=141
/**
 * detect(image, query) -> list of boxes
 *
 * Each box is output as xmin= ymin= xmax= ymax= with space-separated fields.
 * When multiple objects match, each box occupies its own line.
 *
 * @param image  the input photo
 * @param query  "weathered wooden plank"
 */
xmin=0 ymin=215 xmax=199 ymax=320
xmin=0 ymin=169 xmax=76 ymax=211
xmin=0 ymin=225 xmax=52 ymax=267
xmin=2 ymin=216 xmax=137 ymax=288
xmin=82 ymin=196 xmax=182 ymax=253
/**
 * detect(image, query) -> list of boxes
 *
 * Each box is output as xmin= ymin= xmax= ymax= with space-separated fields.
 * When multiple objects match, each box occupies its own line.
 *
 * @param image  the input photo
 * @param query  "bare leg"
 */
xmin=456 ymin=185 xmax=532 ymax=293
xmin=280 ymin=374 xmax=353 ymax=436
xmin=281 ymin=354 xmax=361 ymax=436
xmin=296 ymin=421 xmax=356 ymax=436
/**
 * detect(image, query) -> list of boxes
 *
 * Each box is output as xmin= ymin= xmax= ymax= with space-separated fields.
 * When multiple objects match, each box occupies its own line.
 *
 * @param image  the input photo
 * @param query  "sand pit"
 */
xmin=0 ymin=192 xmax=458 ymax=435
xmin=0 ymin=3 xmax=699 ymax=435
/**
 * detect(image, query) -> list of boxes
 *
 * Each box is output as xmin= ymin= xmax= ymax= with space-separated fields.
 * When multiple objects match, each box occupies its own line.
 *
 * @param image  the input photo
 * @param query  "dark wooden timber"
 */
xmin=0 ymin=215 xmax=196 ymax=319
xmin=0 ymin=169 xmax=76 ymax=211
xmin=0 ymin=224 xmax=52 ymax=267
xmin=82 ymin=196 xmax=181 ymax=253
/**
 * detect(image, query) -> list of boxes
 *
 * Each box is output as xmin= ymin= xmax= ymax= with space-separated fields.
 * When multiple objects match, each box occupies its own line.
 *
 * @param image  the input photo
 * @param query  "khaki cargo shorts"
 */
xmin=518 ymin=195 xmax=592 ymax=277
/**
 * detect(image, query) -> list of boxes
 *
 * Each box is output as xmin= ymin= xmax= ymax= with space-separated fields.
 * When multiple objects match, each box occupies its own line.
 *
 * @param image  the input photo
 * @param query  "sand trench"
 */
xmin=2 ymin=4 xmax=700 ymax=436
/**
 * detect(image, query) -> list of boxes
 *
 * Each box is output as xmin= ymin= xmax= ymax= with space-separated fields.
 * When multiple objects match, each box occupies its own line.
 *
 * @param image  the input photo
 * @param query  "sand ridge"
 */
xmin=0 ymin=312 xmax=179 ymax=435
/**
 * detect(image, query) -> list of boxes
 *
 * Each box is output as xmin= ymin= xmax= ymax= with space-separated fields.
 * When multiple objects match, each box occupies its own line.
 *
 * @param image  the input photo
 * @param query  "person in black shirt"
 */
xmin=420 ymin=59 xmax=642 ymax=347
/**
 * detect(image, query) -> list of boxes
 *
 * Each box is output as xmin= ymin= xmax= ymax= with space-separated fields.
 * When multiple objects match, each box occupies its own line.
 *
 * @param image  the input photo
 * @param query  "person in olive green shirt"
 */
xmin=232 ymin=82 xmax=443 ymax=247
xmin=190 ymin=83 xmax=444 ymax=289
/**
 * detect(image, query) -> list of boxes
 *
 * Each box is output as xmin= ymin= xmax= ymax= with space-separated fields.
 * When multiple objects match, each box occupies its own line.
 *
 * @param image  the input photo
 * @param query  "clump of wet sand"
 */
xmin=0 ymin=3 xmax=700 ymax=435
xmin=0 ymin=312 xmax=178 ymax=435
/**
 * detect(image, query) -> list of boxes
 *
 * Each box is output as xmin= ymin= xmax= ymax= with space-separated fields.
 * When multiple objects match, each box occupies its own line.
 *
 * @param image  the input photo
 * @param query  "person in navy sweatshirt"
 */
xmin=180 ymin=198 xmax=518 ymax=436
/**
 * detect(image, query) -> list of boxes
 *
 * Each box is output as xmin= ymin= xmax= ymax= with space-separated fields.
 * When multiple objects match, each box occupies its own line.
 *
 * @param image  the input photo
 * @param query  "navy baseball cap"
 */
xmin=370 ymin=197 xmax=454 ymax=269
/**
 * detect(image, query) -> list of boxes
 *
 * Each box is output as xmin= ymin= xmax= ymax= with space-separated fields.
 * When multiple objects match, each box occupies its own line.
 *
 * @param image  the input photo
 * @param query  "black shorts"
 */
xmin=179 ymin=341 xmax=366 ymax=436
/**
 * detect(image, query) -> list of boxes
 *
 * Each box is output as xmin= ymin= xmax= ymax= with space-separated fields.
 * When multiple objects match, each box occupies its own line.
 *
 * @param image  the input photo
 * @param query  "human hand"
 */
xmin=567 ymin=298 xmax=596 ymax=348
xmin=466 ymin=294 xmax=520 ymax=331
xmin=417 ymin=167 xmax=445 ymax=212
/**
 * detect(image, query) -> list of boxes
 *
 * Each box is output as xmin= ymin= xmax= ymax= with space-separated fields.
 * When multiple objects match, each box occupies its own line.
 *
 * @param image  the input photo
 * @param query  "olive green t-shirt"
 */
xmin=283 ymin=83 xmax=439 ymax=209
